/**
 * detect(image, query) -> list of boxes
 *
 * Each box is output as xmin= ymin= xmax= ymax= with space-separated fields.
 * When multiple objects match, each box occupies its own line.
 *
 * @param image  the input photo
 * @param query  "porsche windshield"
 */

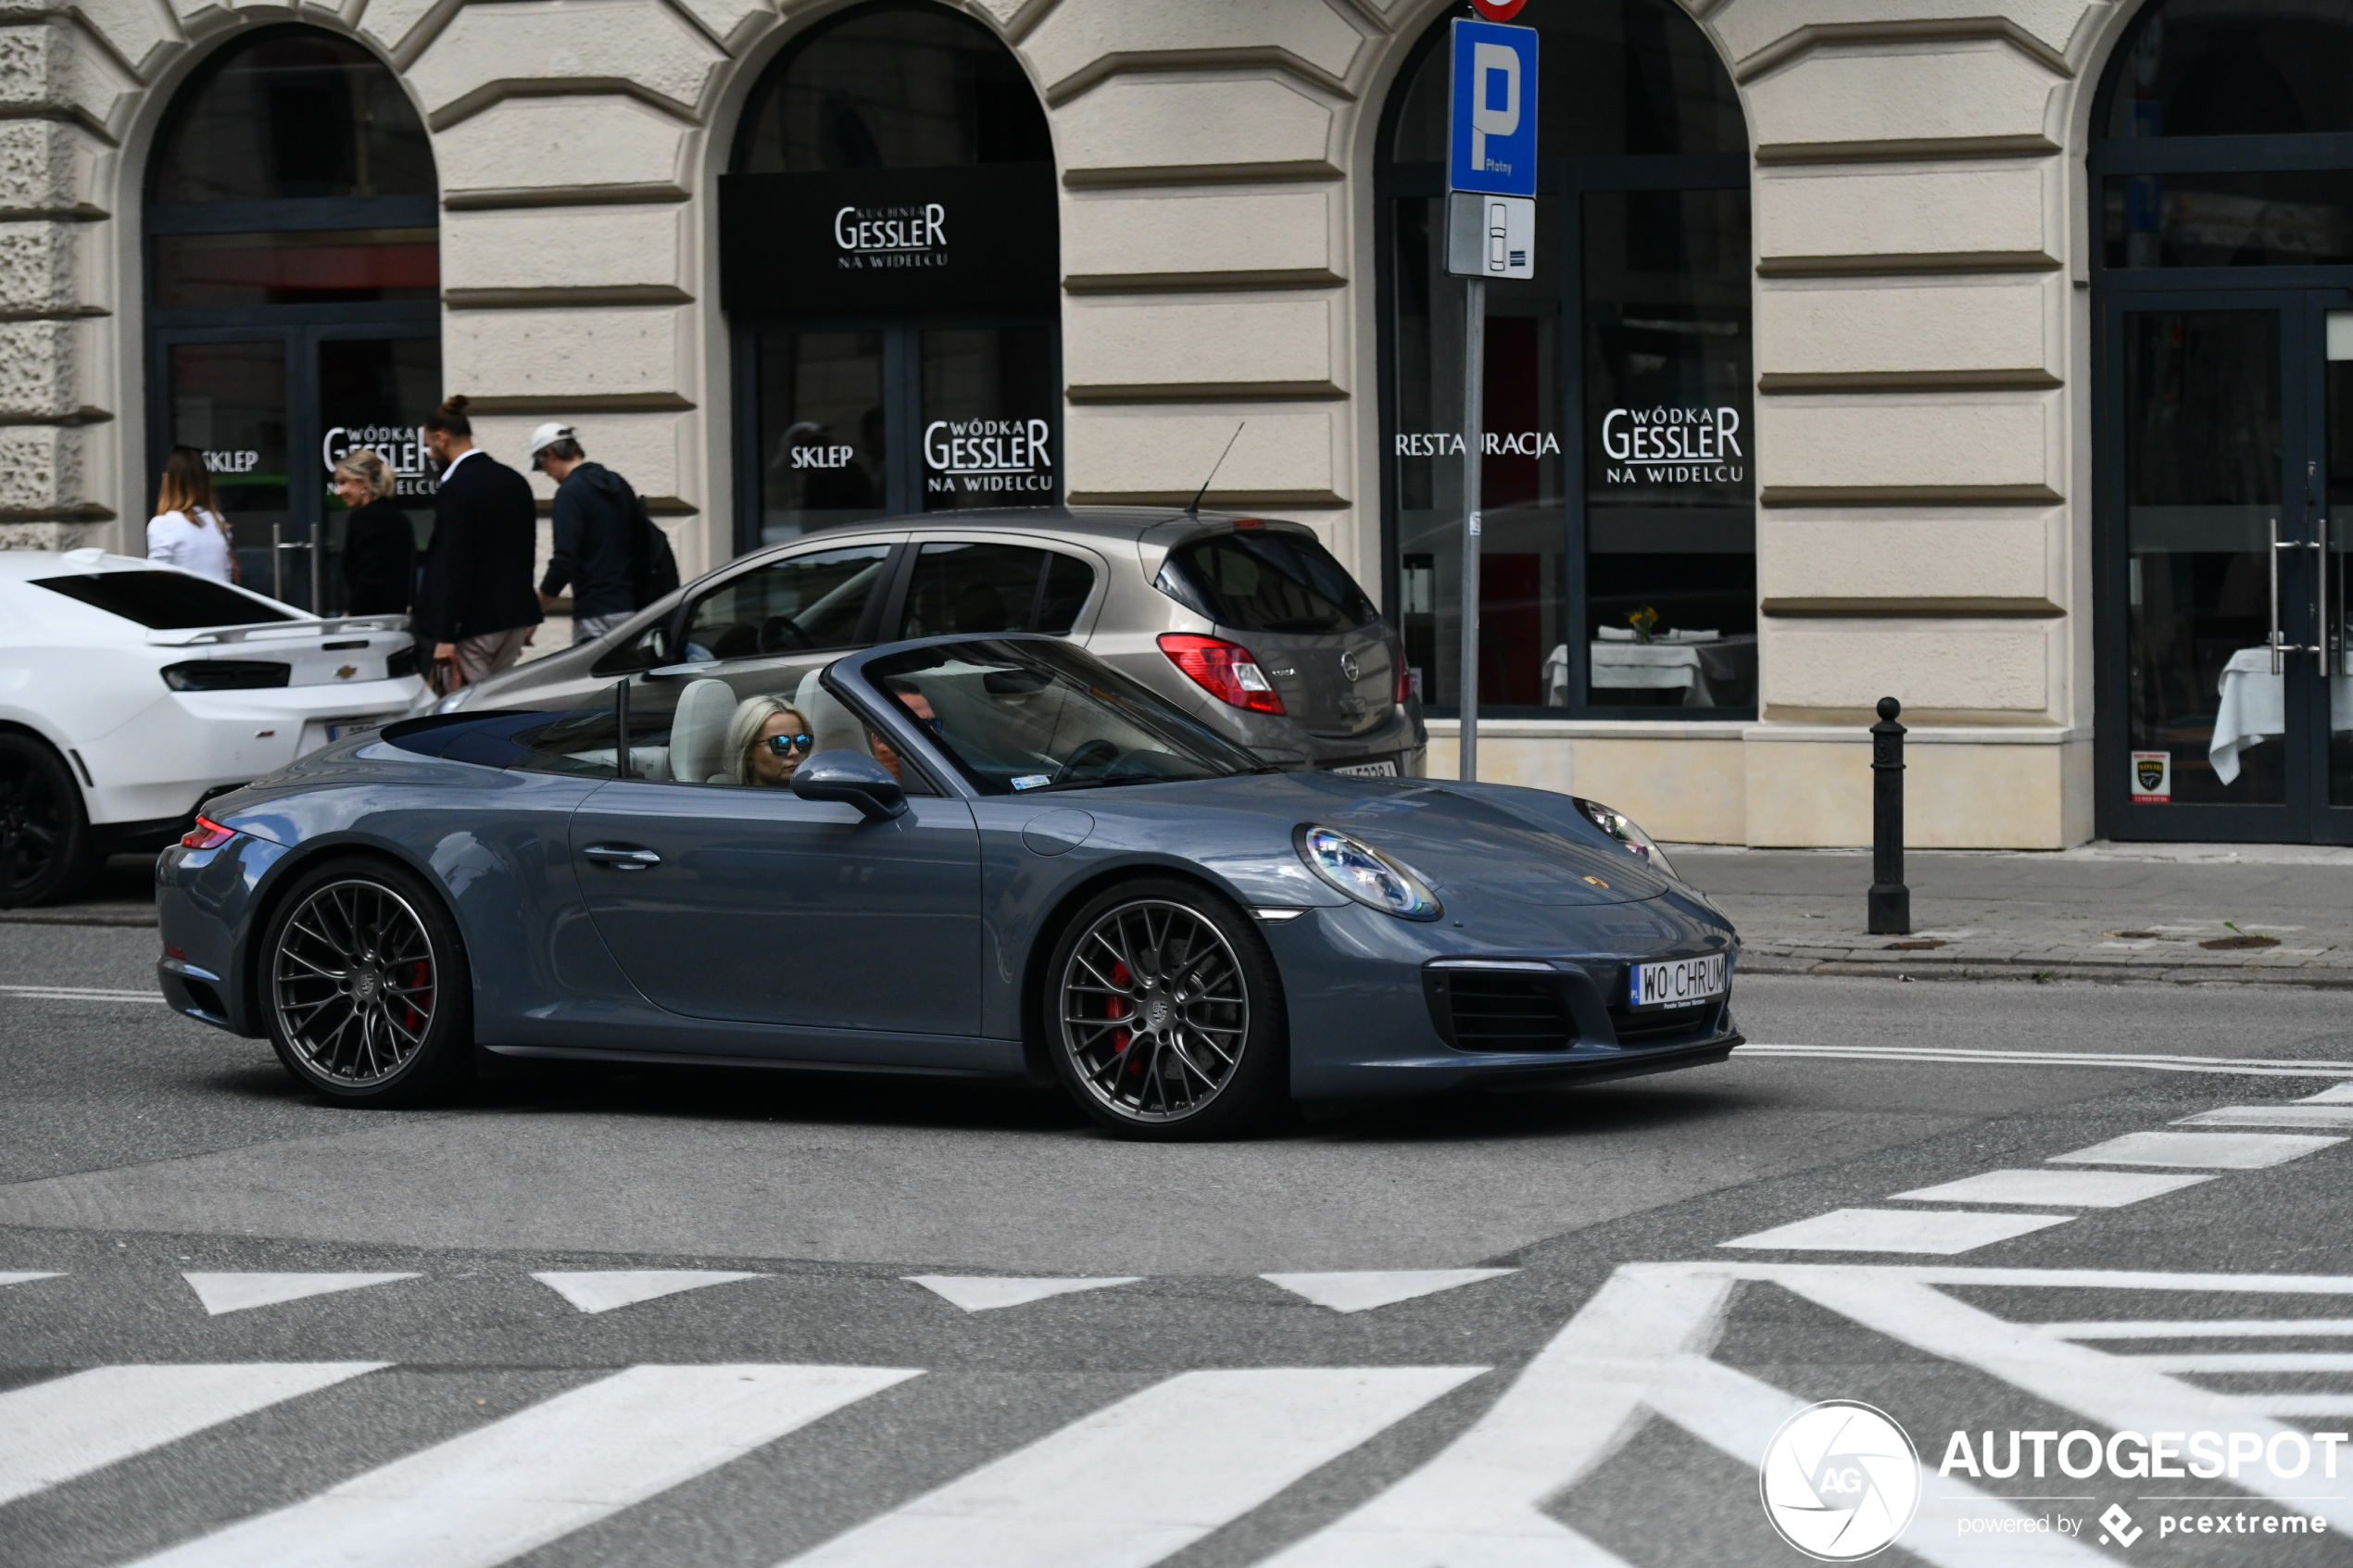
xmin=862 ymin=639 xmax=1266 ymax=795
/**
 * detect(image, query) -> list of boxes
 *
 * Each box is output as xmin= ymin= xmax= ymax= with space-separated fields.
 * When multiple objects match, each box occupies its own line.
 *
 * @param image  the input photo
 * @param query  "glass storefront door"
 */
xmin=2103 ymin=292 xmax=2353 ymax=839
xmin=151 ymin=326 xmax=440 ymax=613
xmin=737 ymin=319 xmax=1058 ymax=551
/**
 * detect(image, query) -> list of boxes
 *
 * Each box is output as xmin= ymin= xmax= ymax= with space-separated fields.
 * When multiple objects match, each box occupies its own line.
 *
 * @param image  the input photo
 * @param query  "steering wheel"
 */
xmin=756 ymin=613 xmax=813 ymax=653
xmin=1052 ymin=738 xmax=1123 ymax=785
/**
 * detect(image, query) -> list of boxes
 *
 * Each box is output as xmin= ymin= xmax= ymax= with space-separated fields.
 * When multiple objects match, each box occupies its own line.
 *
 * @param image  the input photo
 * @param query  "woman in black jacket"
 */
xmin=333 ymin=448 xmax=416 ymax=615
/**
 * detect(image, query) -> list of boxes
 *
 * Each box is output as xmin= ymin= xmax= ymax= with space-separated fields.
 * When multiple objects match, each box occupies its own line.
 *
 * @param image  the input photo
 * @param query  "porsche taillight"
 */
xmin=1158 ymin=633 xmax=1286 ymax=715
xmin=180 ymin=816 xmax=235 ymax=850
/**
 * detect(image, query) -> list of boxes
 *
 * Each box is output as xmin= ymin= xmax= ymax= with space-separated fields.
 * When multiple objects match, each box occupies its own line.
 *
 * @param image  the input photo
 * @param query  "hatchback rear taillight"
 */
xmin=1158 ymin=633 xmax=1286 ymax=715
xmin=1393 ymin=646 xmax=1413 ymax=706
xmin=180 ymin=816 xmax=235 ymax=850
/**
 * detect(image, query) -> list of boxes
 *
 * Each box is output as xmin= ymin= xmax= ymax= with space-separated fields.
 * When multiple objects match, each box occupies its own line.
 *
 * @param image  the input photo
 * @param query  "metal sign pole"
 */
xmin=1459 ymin=276 xmax=1486 ymax=782
xmin=1442 ymin=12 xmax=1534 ymax=784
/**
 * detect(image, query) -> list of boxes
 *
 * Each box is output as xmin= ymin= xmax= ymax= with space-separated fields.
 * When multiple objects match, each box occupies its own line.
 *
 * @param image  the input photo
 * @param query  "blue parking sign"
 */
xmin=1448 ymin=19 xmax=1537 ymax=196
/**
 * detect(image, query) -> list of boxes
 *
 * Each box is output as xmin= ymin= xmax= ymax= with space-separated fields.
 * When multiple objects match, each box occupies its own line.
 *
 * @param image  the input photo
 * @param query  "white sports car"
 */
xmin=0 ymin=549 xmax=425 ymax=906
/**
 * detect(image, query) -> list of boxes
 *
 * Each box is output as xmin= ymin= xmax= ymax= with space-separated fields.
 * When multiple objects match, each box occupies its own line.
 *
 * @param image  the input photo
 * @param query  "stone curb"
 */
xmin=1740 ymin=953 xmax=2353 ymax=988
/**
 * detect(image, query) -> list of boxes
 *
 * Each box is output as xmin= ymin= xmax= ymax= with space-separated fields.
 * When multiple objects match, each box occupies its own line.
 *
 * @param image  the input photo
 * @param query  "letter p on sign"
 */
xmin=1448 ymin=19 xmax=1538 ymax=198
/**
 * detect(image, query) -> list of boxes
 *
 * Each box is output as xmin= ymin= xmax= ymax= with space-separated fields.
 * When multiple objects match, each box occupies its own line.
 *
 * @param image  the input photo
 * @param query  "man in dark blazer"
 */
xmin=412 ymin=395 xmax=543 ymax=690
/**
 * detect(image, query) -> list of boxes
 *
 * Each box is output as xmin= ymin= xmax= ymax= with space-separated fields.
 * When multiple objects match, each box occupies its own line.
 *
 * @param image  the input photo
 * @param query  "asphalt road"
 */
xmin=4 ymin=921 xmax=2352 ymax=1565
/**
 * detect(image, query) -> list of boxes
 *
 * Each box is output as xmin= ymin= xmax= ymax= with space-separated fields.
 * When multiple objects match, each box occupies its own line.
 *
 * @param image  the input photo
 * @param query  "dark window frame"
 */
xmin=2087 ymin=1 xmax=2353 ymax=841
xmin=724 ymin=1 xmax=1060 ymax=560
xmin=143 ymin=24 xmax=439 ymax=614
xmin=1373 ymin=20 xmax=1754 ymax=722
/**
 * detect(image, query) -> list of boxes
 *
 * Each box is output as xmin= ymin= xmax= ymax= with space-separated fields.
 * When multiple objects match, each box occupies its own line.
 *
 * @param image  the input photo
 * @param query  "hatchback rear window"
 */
xmin=32 ymin=571 xmax=294 ymax=629
xmin=1155 ymin=530 xmax=1378 ymax=635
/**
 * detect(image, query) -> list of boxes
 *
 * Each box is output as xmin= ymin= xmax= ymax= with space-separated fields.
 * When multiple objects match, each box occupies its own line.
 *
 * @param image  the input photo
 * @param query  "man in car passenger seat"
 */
xmin=871 ymin=684 xmax=937 ymax=782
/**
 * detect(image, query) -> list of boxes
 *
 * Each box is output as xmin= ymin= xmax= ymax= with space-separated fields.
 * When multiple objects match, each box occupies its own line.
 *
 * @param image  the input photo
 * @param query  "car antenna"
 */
xmin=1185 ymin=422 xmax=1245 ymax=517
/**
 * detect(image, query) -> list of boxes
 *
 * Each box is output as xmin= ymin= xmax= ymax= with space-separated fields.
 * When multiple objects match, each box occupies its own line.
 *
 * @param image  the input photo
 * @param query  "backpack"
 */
xmin=630 ymin=491 xmax=681 ymax=607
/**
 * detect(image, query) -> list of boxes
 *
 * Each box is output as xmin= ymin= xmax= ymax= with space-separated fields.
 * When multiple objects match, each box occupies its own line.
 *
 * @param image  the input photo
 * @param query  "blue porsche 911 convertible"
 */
xmin=156 ymin=634 xmax=1741 ymax=1137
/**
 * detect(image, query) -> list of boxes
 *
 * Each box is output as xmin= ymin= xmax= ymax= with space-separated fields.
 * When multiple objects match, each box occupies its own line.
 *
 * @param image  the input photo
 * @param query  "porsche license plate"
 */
xmin=1629 ymin=953 xmax=1728 ymax=1009
xmin=1329 ymin=759 xmax=1399 ymax=778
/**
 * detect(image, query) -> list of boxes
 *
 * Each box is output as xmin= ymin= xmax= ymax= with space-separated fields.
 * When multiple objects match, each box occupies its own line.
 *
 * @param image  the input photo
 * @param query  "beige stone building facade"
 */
xmin=7 ymin=0 xmax=2337 ymax=847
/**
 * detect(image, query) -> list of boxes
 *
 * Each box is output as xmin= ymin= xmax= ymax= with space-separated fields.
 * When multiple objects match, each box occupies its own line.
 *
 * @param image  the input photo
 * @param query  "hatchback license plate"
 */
xmin=1629 ymin=953 xmax=1728 ymax=1009
xmin=1329 ymin=759 xmax=1398 ymax=778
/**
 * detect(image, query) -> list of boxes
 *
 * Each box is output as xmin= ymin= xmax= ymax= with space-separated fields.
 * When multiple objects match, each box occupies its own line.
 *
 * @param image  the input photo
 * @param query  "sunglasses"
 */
xmin=763 ymin=732 xmax=814 ymax=758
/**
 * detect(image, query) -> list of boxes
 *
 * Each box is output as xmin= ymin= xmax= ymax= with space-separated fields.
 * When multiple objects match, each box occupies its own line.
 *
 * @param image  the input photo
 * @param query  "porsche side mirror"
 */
xmin=791 ymin=750 xmax=907 ymax=822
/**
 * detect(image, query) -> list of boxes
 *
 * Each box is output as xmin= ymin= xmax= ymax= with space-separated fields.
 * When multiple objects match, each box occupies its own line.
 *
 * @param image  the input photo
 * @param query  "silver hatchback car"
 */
xmin=439 ymin=507 xmax=1428 ymax=776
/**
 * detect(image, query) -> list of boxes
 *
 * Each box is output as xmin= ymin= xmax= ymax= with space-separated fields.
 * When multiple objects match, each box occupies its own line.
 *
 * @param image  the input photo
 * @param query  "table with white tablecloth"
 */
xmin=1545 ymin=633 xmax=1757 ymax=708
xmin=2208 ymin=645 xmax=2353 ymax=784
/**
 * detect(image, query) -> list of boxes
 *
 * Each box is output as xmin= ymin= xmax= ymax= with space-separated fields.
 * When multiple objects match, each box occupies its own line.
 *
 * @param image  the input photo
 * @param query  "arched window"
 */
xmin=723 ymin=2 xmax=1057 ymax=549
xmin=145 ymin=26 xmax=439 ymax=609
xmin=2090 ymin=1 xmax=2353 ymax=838
xmin=1378 ymin=1 xmax=1751 ymax=718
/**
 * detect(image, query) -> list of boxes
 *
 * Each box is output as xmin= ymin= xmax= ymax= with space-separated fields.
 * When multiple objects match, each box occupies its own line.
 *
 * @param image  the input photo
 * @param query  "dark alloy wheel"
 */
xmin=1047 ymin=878 xmax=1287 ymax=1139
xmin=0 ymin=734 xmax=97 ymax=909
xmin=260 ymin=859 xmax=472 ymax=1105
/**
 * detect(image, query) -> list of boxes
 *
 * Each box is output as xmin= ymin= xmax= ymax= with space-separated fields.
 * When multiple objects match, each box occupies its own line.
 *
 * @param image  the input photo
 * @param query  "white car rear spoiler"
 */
xmin=145 ymin=614 xmax=412 ymax=647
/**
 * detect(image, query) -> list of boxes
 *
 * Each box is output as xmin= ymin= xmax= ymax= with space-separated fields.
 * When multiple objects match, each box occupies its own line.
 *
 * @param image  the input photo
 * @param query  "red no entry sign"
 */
xmin=1471 ymin=0 xmax=1527 ymax=19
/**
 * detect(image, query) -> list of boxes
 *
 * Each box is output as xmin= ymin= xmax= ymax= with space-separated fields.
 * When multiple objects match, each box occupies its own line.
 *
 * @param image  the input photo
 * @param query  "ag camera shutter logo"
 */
xmin=1760 ymin=1400 xmax=1921 ymax=1560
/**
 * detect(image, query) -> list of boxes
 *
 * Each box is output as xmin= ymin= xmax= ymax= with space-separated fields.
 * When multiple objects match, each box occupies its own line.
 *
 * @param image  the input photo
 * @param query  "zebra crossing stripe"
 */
xmin=0 ymin=1363 xmax=387 ymax=1508
xmin=780 ymin=1366 xmax=1486 ymax=1568
xmin=123 ymin=1363 xmax=919 ymax=1568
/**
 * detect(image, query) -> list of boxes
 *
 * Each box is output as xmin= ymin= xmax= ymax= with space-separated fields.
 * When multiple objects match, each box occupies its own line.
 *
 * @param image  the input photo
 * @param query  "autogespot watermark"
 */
xmin=1760 ymin=1401 xmax=1922 ymax=1560
xmin=1762 ymin=1409 xmax=2346 ymax=1555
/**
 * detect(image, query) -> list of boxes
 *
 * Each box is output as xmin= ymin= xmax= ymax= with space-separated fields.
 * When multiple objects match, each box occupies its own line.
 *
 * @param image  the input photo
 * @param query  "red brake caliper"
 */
xmin=403 ymin=960 xmax=430 ymax=1033
xmin=1107 ymin=960 xmax=1133 ymax=1065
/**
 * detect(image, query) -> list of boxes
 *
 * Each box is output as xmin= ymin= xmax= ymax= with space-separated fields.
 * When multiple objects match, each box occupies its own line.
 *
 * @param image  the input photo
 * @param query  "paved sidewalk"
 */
xmin=1680 ymin=842 xmax=2353 ymax=987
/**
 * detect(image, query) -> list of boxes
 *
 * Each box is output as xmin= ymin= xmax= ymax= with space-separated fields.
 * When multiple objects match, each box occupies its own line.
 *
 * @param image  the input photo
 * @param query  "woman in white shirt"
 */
xmin=146 ymin=445 xmax=235 ymax=583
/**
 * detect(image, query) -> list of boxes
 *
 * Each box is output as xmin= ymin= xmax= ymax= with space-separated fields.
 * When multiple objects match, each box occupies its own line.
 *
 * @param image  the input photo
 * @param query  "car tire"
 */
xmin=0 ymin=733 xmax=99 ymax=909
xmin=258 ymin=856 xmax=474 ymax=1108
xmin=1044 ymin=877 xmax=1289 ymax=1140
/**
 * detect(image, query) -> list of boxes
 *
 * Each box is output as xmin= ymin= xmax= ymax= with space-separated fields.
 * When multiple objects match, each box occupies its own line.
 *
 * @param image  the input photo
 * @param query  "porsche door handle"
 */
xmin=583 ymin=844 xmax=661 ymax=871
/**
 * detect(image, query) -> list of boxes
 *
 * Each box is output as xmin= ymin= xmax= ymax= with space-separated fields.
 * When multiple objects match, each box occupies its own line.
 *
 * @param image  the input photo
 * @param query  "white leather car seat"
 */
xmin=669 ymin=677 xmax=738 ymax=784
xmin=795 ymin=667 xmax=874 ymax=758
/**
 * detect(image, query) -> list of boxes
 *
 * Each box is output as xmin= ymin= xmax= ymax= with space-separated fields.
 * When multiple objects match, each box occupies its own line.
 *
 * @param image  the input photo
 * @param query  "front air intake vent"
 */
xmin=1425 ymin=967 xmax=1574 ymax=1052
xmin=1609 ymin=999 xmax=1720 ymax=1046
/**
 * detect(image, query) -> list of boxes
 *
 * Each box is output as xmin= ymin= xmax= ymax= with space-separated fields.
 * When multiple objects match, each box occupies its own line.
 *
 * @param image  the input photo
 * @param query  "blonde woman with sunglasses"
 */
xmin=724 ymin=695 xmax=814 ymax=787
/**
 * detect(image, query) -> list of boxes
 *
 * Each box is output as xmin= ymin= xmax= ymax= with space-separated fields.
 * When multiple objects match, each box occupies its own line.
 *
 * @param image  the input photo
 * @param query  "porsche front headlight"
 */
xmin=1576 ymin=797 xmax=1676 ymax=879
xmin=1295 ymin=824 xmax=1442 ymax=921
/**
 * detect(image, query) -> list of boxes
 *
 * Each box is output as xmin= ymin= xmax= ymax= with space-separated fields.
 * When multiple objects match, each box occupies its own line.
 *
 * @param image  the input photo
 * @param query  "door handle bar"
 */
xmin=583 ymin=844 xmax=661 ymax=871
xmin=2270 ymin=518 xmax=2311 ymax=674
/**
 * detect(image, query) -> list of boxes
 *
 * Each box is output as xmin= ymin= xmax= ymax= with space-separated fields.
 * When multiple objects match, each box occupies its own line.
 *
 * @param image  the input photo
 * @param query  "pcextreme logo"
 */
xmin=1760 ymin=1400 xmax=1922 ymax=1561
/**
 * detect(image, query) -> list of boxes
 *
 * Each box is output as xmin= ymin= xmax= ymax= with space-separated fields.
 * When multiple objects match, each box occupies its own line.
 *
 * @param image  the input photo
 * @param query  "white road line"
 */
xmin=2240 ymin=1394 xmax=2353 ymax=1416
xmin=1720 ymin=1209 xmax=2072 ymax=1255
xmin=780 ymin=1366 xmax=1485 ymax=1568
xmin=904 ymin=1276 xmax=1141 ymax=1312
xmin=1260 ymin=1263 xmax=2099 ymax=1568
xmin=2302 ymin=1082 xmax=2353 ymax=1102
xmin=182 ymin=1273 xmax=418 ymax=1315
xmin=532 ymin=1271 xmax=767 ymax=1314
xmin=2176 ymin=1104 xmax=2353 ymax=1131
xmin=0 ymin=1363 xmax=386 ymax=1507
xmin=1741 ymin=1044 xmax=2353 ymax=1078
xmin=0 ymin=985 xmax=164 ymax=1003
xmin=1261 ymin=1270 xmax=1517 ymax=1313
xmin=1889 ymin=1169 xmax=2213 ymax=1209
xmin=127 ymin=1363 xmax=918 ymax=1568
xmin=2118 ymin=1351 xmax=2353 ymax=1373
xmin=2050 ymin=1130 xmax=2347 ymax=1169
xmin=0 ymin=1271 xmax=60 ymax=1288
xmin=1775 ymin=1268 xmax=2353 ymax=1530
xmin=2035 ymin=1318 xmax=2353 ymax=1339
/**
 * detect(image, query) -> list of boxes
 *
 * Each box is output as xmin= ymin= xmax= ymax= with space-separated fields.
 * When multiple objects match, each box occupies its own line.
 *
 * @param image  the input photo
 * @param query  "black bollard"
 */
xmin=1869 ymin=696 xmax=1910 ymax=935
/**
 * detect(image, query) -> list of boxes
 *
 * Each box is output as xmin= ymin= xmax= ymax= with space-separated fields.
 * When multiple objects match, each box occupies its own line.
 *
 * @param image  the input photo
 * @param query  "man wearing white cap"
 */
xmin=530 ymin=421 xmax=646 ymax=645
